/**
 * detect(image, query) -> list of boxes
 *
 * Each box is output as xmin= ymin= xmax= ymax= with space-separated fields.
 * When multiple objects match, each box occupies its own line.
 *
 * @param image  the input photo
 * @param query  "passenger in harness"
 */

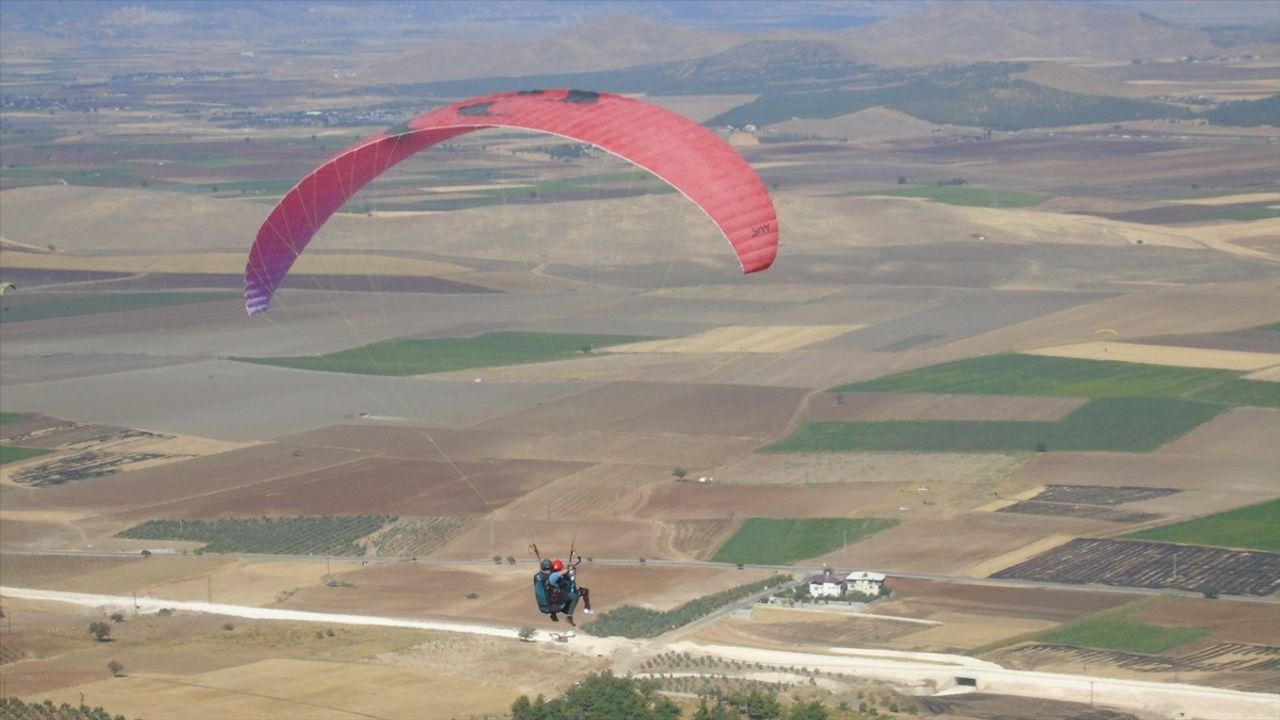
xmin=532 ymin=557 xmax=592 ymax=625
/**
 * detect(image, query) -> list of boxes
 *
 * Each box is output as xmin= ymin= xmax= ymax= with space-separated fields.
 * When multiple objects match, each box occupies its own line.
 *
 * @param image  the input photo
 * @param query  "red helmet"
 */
xmin=551 ymin=559 xmax=565 ymax=573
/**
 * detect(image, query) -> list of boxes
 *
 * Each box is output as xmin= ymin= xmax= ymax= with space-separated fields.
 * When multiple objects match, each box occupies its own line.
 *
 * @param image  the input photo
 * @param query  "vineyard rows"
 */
xmin=992 ymin=538 xmax=1280 ymax=595
xmin=361 ymin=516 xmax=473 ymax=557
xmin=117 ymin=515 xmax=395 ymax=555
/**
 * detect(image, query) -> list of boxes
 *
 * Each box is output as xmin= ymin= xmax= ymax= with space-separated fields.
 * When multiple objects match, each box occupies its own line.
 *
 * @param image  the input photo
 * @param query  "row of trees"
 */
xmin=510 ymin=674 xmax=838 ymax=720
xmin=583 ymin=575 xmax=791 ymax=638
xmin=0 ymin=698 xmax=127 ymax=720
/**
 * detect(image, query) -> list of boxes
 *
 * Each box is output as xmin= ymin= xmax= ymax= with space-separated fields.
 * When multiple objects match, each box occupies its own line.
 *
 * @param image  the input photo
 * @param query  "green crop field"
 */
xmin=0 ymin=292 xmax=236 ymax=324
xmin=764 ymin=397 xmax=1223 ymax=453
xmin=1212 ymin=205 xmax=1280 ymax=222
xmin=1032 ymin=611 xmax=1210 ymax=654
xmin=860 ymin=184 xmax=1047 ymax=208
xmin=234 ymin=331 xmax=648 ymax=376
xmin=711 ymin=518 xmax=899 ymax=565
xmin=1123 ymin=499 xmax=1280 ymax=553
xmin=0 ymin=412 xmax=25 ymax=424
xmin=833 ymin=354 xmax=1275 ymax=408
xmin=1260 ymin=322 xmax=1280 ymax=332
xmin=117 ymin=515 xmax=395 ymax=555
xmin=0 ymin=446 xmax=52 ymax=465
xmin=835 ymin=354 xmax=1237 ymax=398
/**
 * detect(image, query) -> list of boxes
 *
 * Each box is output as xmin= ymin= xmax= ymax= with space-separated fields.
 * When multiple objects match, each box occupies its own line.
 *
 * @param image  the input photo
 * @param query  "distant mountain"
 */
xmin=838 ymin=0 xmax=1221 ymax=65
xmin=368 ymin=15 xmax=743 ymax=83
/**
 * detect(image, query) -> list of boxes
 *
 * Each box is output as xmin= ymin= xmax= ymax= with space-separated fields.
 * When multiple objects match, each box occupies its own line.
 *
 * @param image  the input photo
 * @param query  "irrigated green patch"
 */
xmin=1187 ymin=379 xmax=1280 ymax=410
xmin=233 ymin=331 xmax=648 ymax=376
xmin=1260 ymin=322 xmax=1280 ymax=332
xmin=0 ymin=446 xmax=52 ymax=465
xmin=0 ymin=292 xmax=236 ymax=324
xmin=711 ymin=518 xmax=899 ymax=565
xmin=834 ymin=354 xmax=1271 ymax=406
xmin=117 ymin=516 xmax=395 ymax=555
xmin=1123 ymin=499 xmax=1280 ymax=553
xmin=1211 ymin=205 xmax=1280 ymax=222
xmin=1033 ymin=612 xmax=1210 ymax=654
xmin=860 ymin=185 xmax=1047 ymax=208
xmin=765 ymin=397 xmax=1223 ymax=454
xmin=0 ymin=412 xmax=25 ymax=424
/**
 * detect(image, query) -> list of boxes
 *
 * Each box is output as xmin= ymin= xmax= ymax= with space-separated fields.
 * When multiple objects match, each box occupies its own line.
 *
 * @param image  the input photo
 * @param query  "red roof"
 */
xmin=809 ymin=573 xmax=845 ymax=584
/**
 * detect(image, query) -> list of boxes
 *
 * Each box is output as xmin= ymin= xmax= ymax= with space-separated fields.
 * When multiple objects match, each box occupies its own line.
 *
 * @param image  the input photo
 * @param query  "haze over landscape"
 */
xmin=1 ymin=1 xmax=1277 ymax=719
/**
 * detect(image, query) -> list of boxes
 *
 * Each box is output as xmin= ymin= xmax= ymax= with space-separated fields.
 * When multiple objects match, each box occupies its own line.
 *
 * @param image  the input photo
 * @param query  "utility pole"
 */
xmin=207 ymin=576 xmax=212 ymax=603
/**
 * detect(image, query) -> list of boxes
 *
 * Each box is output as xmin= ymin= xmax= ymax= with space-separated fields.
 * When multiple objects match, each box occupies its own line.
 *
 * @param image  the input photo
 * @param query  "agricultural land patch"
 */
xmin=233 ymin=331 xmax=649 ymax=376
xmin=991 ymin=538 xmax=1280 ymax=596
xmin=711 ymin=518 xmax=899 ymax=565
xmin=1122 ymin=498 xmax=1280 ymax=552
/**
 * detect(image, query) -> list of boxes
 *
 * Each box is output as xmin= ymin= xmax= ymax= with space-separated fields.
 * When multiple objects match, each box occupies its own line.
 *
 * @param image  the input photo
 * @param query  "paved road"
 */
xmin=4 ymin=584 xmax=1278 ymax=720
xmin=4 ymin=547 xmax=1276 ymax=605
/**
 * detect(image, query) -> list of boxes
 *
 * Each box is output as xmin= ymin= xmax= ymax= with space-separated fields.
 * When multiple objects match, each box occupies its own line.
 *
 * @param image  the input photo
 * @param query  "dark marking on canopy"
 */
xmin=458 ymin=102 xmax=496 ymax=117
xmin=517 ymin=89 xmax=547 ymax=95
xmin=563 ymin=90 xmax=600 ymax=104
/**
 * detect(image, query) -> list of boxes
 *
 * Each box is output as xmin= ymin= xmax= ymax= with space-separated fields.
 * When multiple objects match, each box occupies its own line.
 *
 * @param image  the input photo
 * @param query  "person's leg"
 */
xmin=579 ymin=586 xmax=592 ymax=613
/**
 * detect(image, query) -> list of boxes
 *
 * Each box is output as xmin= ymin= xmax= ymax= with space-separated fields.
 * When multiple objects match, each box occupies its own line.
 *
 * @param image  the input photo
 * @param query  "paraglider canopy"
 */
xmin=245 ymin=89 xmax=779 ymax=316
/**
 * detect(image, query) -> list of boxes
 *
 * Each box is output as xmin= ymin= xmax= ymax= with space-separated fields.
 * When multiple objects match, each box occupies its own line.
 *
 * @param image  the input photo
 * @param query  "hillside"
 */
xmin=368 ymin=15 xmax=743 ymax=83
xmin=839 ymin=0 xmax=1222 ymax=66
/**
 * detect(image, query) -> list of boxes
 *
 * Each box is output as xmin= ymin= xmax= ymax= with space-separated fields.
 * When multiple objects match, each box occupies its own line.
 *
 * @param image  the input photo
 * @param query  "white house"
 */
xmin=807 ymin=572 xmax=846 ymax=598
xmin=846 ymin=570 xmax=886 ymax=596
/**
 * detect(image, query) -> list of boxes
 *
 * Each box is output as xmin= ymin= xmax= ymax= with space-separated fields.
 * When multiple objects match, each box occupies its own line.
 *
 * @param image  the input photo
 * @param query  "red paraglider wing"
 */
xmin=245 ymin=89 xmax=778 ymax=315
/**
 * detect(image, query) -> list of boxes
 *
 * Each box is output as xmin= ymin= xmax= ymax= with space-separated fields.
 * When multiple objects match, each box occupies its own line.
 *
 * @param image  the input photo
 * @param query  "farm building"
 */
xmin=808 ymin=570 xmax=886 ymax=597
xmin=846 ymin=571 xmax=886 ymax=596
xmin=808 ymin=572 xmax=847 ymax=597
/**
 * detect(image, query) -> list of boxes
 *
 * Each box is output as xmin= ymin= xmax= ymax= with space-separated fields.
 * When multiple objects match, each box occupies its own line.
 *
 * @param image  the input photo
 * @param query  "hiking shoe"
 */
xmin=566 ymin=614 xmax=576 ymax=627
xmin=549 ymin=613 xmax=559 ymax=622
xmin=584 ymin=608 xmax=594 ymax=615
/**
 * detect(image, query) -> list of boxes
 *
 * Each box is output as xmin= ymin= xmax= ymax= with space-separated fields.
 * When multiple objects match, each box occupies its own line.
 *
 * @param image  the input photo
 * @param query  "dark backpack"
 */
xmin=533 ymin=571 xmax=553 ymax=613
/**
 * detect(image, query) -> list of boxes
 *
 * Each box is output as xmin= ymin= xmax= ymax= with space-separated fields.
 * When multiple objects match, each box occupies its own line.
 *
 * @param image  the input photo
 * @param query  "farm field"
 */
xmin=764 ymin=397 xmax=1224 ymax=453
xmin=1122 ymin=498 xmax=1280 ymax=552
xmin=2 ymin=6 xmax=1279 ymax=715
xmin=992 ymin=538 xmax=1280 ymax=596
xmin=710 ymin=518 xmax=899 ymax=565
xmin=233 ymin=331 xmax=649 ymax=376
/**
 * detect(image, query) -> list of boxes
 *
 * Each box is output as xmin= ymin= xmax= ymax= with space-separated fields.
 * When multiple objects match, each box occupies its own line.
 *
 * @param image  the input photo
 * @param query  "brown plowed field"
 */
xmin=288 ymin=424 xmax=758 ymax=468
xmin=282 ymin=562 xmax=775 ymax=627
xmin=118 ymin=457 xmax=582 ymax=519
xmin=992 ymin=538 xmax=1280 ymax=596
xmin=819 ymin=512 xmax=1118 ymax=575
xmin=636 ymin=483 xmax=893 ymax=520
xmin=711 ymin=452 xmax=1028 ymax=487
xmin=660 ymin=519 xmax=735 ymax=560
xmin=1156 ymin=407 xmax=1280 ymax=458
xmin=1134 ymin=329 xmax=1280 ymax=354
xmin=992 ymin=643 xmax=1280 ymax=692
xmin=493 ymin=464 xmax=660 ymax=520
xmin=871 ymin=577 xmax=1129 ymax=624
xmin=0 ymin=443 xmax=371 ymax=515
xmin=471 ymin=381 xmax=807 ymax=438
xmin=1133 ymin=596 xmax=1280 ymax=646
xmin=710 ymin=612 xmax=922 ymax=649
xmin=435 ymin=519 xmax=689 ymax=561
xmin=1007 ymin=452 xmax=1279 ymax=517
xmin=804 ymin=392 xmax=1087 ymax=422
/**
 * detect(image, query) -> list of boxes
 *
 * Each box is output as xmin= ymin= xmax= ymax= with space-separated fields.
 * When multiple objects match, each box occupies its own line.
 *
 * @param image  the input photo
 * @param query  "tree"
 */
xmin=672 ymin=468 xmax=688 ymax=481
xmin=581 ymin=344 xmax=594 ymax=354
xmin=494 ymin=555 xmax=504 ymax=564
xmin=88 ymin=622 xmax=111 ymax=642
xmin=110 ymin=612 xmax=125 ymax=623
xmin=107 ymin=659 xmax=125 ymax=677
xmin=512 ymin=672 xmax=679 ymax=719
xmin=788 ymin=701 xmax=827 ymax=719
xmin=507 ymin=556 xmax=517 ymax=565
xmin=1203 ymin=585 xmax=1219 ymax=599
